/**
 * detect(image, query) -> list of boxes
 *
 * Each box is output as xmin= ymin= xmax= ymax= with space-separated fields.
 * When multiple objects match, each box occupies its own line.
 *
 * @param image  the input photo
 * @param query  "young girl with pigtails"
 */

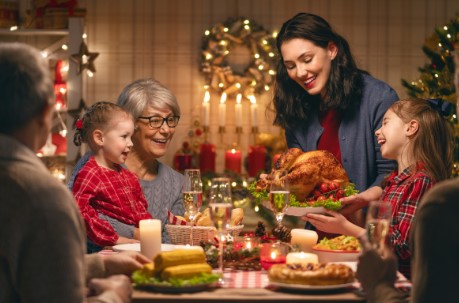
xmin=305 ymin=97 xmax=454 ymax=279
xmin=72 ymin=101 xmax=152 ymax=252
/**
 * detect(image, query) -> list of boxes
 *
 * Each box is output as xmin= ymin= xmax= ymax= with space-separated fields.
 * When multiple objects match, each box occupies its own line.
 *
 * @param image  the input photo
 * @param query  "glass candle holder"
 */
xmin=259 ymin=242 xmax=288 ymax=270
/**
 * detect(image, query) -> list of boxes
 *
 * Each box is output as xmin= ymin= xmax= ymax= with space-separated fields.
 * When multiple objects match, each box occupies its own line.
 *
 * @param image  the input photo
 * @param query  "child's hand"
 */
xmin=339 ymin=186 xmax=382 ymax=216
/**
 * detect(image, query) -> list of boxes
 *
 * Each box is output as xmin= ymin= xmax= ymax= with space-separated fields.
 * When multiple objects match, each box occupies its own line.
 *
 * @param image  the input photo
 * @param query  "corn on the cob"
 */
xmin=160 ymin=263 xmax=212 ymax=280
xmin=154 ymin=249 xmax=206 ymax=273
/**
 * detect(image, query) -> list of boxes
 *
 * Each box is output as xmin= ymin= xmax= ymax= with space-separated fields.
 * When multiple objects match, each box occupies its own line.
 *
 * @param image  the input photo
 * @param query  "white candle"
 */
xmin=249 ymin=95 xmax=258 ymax=127
xmin=290 ymin=229 xmax=318 ymax=252
xmin=235 ymin=93 xmax=242 ymax=127
xmin=219 ymin=92 xmax=227 ymax=127
xmin=286 ymin=252 xmax=319 ymax=265
xmin=139 ymin=219 xmax=162 ymax=260
xmin=202 ymin=90 xmax=210 ymax=127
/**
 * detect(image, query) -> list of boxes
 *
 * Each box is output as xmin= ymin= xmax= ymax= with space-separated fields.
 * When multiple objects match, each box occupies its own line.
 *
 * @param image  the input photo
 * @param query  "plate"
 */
xmin=112 ymin=243 xmax=177 ymax=252
xmin=136 ymin=282 xmax=217 ymax=293
xmin=284 ymin=206 xmax=327 ymax=216
xmin=269 ymin=281 xmax=355 ymax=290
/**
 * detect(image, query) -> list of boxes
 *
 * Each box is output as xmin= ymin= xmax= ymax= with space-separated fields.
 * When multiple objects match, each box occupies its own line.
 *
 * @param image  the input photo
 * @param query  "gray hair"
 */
xmin=0 ymin=42 xmax=54 ymax=134
xmin=117 ymin=78 xmax=180 ymax=119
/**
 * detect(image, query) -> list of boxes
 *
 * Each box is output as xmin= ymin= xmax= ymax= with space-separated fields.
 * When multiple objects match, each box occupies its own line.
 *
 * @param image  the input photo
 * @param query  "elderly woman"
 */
xmin=69 ymin=78 xmax=184 ymax=248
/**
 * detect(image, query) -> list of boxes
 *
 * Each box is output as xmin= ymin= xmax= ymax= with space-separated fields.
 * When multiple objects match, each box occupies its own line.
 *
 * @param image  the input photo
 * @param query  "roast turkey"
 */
xmin=256 ymin=148 xmax=349 ymax=201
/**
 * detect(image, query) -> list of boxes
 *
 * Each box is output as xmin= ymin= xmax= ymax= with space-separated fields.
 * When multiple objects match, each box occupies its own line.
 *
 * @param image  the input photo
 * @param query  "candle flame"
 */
xmin=236 ymin=94 xmax=242 ymax=104
xmin=204 ymin=91 xmax=210 ymax=103
xmin=248 ymin=95 xmax=256 ymax=105
xmin=220 ymin=92 xmax=227 ymax=104
xmin=231 ymin=148 xmax=236 ymax=153
xmin=270 ymin=251 xmax=277 ymax=259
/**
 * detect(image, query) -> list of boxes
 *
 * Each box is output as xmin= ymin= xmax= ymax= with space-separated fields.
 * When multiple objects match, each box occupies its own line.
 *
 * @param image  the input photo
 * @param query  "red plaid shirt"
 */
xmin=72 ymin=157 xmax=152 ymax=246
xmin=382 ymin=163 xmax=434 ymax=278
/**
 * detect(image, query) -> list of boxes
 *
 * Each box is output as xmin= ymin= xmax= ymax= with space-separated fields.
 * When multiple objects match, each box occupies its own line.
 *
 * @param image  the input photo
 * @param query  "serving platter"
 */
xmin=269 ymin=281 xmax=355 ymax=291
xmin=112 ymin=243 xmax=176 ymax=252
xmin=284 ymin=206 xmax=327 ymax=216
xmin=135 ymin=281 xmax=218 ymax=293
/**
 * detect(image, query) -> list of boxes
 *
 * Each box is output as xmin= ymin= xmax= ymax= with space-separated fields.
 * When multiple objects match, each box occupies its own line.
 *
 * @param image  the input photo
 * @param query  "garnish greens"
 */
xmin=132 ymin=270 xmax=220 ymax=287
xmin=248 ymin=181 xmax=359 ymax=211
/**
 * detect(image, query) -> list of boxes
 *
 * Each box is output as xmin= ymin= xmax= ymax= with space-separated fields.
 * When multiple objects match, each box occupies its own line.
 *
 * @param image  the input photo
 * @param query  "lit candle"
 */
xmin=235 ymin=93 xmax=242 ymax=127
xmin=224 ymin=148 xmax=241 ymax=174
xmin=260 ymin=242 xmax=288 ymax=270
xmin=249 ymin=95 xmax=258 ymax=127
xmin=202 ymin=90 xmax=210 ymax=127
xmin=286 ymin=252 xmax=319 ymax=266
xmin=290 ymin=229 xmax=318 ymax=252
xmin=199 ymin=142 xmax=216 ymax=173
xmin=139 ymin=219 xmax=162 ymax=260
xmin=219 ymin=92 xmax=227 ymax=127
xmin=248 ymin=145 xmax=267 ymax=177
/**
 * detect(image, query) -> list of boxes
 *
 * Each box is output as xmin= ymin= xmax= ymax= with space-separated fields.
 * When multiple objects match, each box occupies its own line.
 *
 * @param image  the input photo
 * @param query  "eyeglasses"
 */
xmin=138 ymin=115 xmax=180 ymax=129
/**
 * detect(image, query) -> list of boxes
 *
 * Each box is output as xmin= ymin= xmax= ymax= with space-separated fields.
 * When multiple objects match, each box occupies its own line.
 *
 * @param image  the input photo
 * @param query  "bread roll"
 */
xmin=196 ymin=208 xmax=213 ymax=226
xmin=230 ymin=208 xmax=244 ymax=226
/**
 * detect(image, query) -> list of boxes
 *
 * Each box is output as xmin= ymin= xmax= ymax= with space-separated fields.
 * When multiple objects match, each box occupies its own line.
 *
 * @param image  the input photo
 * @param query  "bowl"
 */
xmin=312 ymin=247 xmax=361 ymax=263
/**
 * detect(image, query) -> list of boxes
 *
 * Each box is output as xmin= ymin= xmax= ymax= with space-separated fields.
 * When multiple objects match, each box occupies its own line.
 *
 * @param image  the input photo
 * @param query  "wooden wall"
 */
xmin=79 ymin=0 xmax=459 ymax=171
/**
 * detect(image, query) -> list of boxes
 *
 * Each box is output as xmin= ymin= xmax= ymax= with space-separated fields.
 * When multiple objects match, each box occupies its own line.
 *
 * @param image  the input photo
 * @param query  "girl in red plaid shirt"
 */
xmin=72 ymin=101 xmax=152 ymax=251
xmin=306 ymin=97 xmax=454 ymax=278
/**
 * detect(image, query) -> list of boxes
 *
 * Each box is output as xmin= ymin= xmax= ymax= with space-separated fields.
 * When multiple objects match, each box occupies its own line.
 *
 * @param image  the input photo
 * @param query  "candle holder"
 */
xmin=203 ymin=125 xmax=210 ymax=142
xmin=219 ymin=126 xmax=226 ymax=143
xmin=259 ymin=241 xmax=289 ymax=270
xmin=235 ymin=126 xmax=242 ymax=146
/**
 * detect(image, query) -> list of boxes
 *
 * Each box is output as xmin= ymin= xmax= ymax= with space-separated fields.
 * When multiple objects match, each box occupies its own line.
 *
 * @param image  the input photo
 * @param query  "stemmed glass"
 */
xmin=364 ymin=200 xmax=392 ymax=252
xmin=269 ymin=169 xmax=289 ymax=226
xmin=208 ymin=177 xmax=233 ymax=283
xmin=182 ymin=169 xmax=203 ymax=246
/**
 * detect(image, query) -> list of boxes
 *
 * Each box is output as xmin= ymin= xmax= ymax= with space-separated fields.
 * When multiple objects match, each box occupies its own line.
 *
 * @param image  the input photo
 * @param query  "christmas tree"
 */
xmin=401 ymin=14 xmax=459 ymax=175
xmin=401 ymin=13 xmax=458 ymax=123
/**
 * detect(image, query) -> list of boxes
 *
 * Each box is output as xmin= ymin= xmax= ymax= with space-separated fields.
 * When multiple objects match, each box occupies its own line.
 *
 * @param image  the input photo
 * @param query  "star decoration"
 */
xmin=67 ymin=98 xmax=88 ymax=122
xmin=71 ymin=42 xmax=99 ymax=75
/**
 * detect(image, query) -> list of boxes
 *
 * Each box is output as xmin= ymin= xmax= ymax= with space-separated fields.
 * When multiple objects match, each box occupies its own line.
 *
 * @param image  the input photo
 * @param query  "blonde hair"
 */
xmin=73 ymin=101 xmax=133 ymax=147
xmin=390 ymin=98 xmax=453 ymax=182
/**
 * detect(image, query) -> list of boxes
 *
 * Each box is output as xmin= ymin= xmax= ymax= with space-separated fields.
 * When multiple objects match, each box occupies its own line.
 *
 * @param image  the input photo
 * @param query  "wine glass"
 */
xmin=364 ymin=200 xmax=392 ymax=252
xmin=182 ymin=169 xmax=203 ymax=245
xmin=208 ymin=177 xmax=233 ymax=283
xmin=269 ymin=169 xmax=289 ymax=226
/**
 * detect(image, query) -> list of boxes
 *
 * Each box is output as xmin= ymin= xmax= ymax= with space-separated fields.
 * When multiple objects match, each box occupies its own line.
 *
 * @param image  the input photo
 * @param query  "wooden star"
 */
xmin=71 ymin=42 xmax=99 ymax=75
xmin=67 ymin=98 xmax=88 ymax=122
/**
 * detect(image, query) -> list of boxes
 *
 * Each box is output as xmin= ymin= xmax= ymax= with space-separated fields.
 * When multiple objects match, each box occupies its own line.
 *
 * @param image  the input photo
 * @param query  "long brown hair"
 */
xmin=390 ymin=98 xmax=454 ymax=182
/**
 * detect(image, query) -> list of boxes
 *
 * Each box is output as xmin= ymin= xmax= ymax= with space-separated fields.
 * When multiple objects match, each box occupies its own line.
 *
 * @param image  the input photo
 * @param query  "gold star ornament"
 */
xmin=71 ymin=42 xmax=99 ymax=75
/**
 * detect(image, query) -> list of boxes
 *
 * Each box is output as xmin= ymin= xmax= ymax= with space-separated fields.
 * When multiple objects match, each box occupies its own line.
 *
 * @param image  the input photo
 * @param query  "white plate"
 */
xmin=269 ymin=281 xmax=355 ymax=290
xmin=284 ymin=206 xmax=327 ymax=216
xmin=112 ymin=243 xmax=176 ymax=252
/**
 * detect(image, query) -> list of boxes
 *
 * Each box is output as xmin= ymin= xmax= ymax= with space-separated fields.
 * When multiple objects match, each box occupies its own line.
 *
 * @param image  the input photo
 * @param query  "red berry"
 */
xmin=312 ymin=189 xmax=322 ymax=197
xmin=317 ymin=195 xmax=327 ymax=201
xmin=320 ymin=183 xmax=330 ymax=193
xmin=336 ymin=189 xmax=345 ymax=199
xmin=329 ymin=182 xmax=339 ymax=191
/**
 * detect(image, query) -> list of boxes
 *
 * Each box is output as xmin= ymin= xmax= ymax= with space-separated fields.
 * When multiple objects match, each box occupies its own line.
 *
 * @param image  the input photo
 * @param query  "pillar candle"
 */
xmin=290 ymin=229 xmax=318 ymax=252
xmin=202 ymin=90 xmax=210 ymax=126
xmin=199 ymin=142 xmax=216 ymax=173
xmin=248 ymin=145 xmax=266 ymax=177
xmin=235 ymin=93 xmax=242 ymax=127
xmin=249 ymin=95 xmax=258 ymax=127
xmin=139 ymin=219 xmax=162 ymax=260
xmin=225 ymin=148 xmax=241 ymax=174
xmin=219 ymin=92 xmax=227 ymax=127
xmin=286 ymin=252 xmax=319 ymax=266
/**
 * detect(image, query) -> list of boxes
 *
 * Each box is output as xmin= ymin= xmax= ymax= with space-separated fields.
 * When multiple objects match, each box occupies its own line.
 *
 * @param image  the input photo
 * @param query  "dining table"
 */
xmin=105 ymin=243 xmax=411 ymax=303
xmin=131 ymin=269 xmax=367 ymax=303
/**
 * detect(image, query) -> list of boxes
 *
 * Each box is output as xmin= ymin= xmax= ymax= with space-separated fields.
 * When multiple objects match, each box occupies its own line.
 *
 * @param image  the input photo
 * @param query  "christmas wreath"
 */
xmin=200 ymin=17 xmax=279 ymax=97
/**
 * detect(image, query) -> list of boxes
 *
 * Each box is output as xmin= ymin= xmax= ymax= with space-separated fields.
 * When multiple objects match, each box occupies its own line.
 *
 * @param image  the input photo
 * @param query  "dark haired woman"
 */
xmin=273 ymin=13 xmax=399 ymax=223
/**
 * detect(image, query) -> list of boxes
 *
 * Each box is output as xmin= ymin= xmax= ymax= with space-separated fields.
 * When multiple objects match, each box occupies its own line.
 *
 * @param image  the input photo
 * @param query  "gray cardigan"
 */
xmin=285 ymin=73 xmax=398 ymax=192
